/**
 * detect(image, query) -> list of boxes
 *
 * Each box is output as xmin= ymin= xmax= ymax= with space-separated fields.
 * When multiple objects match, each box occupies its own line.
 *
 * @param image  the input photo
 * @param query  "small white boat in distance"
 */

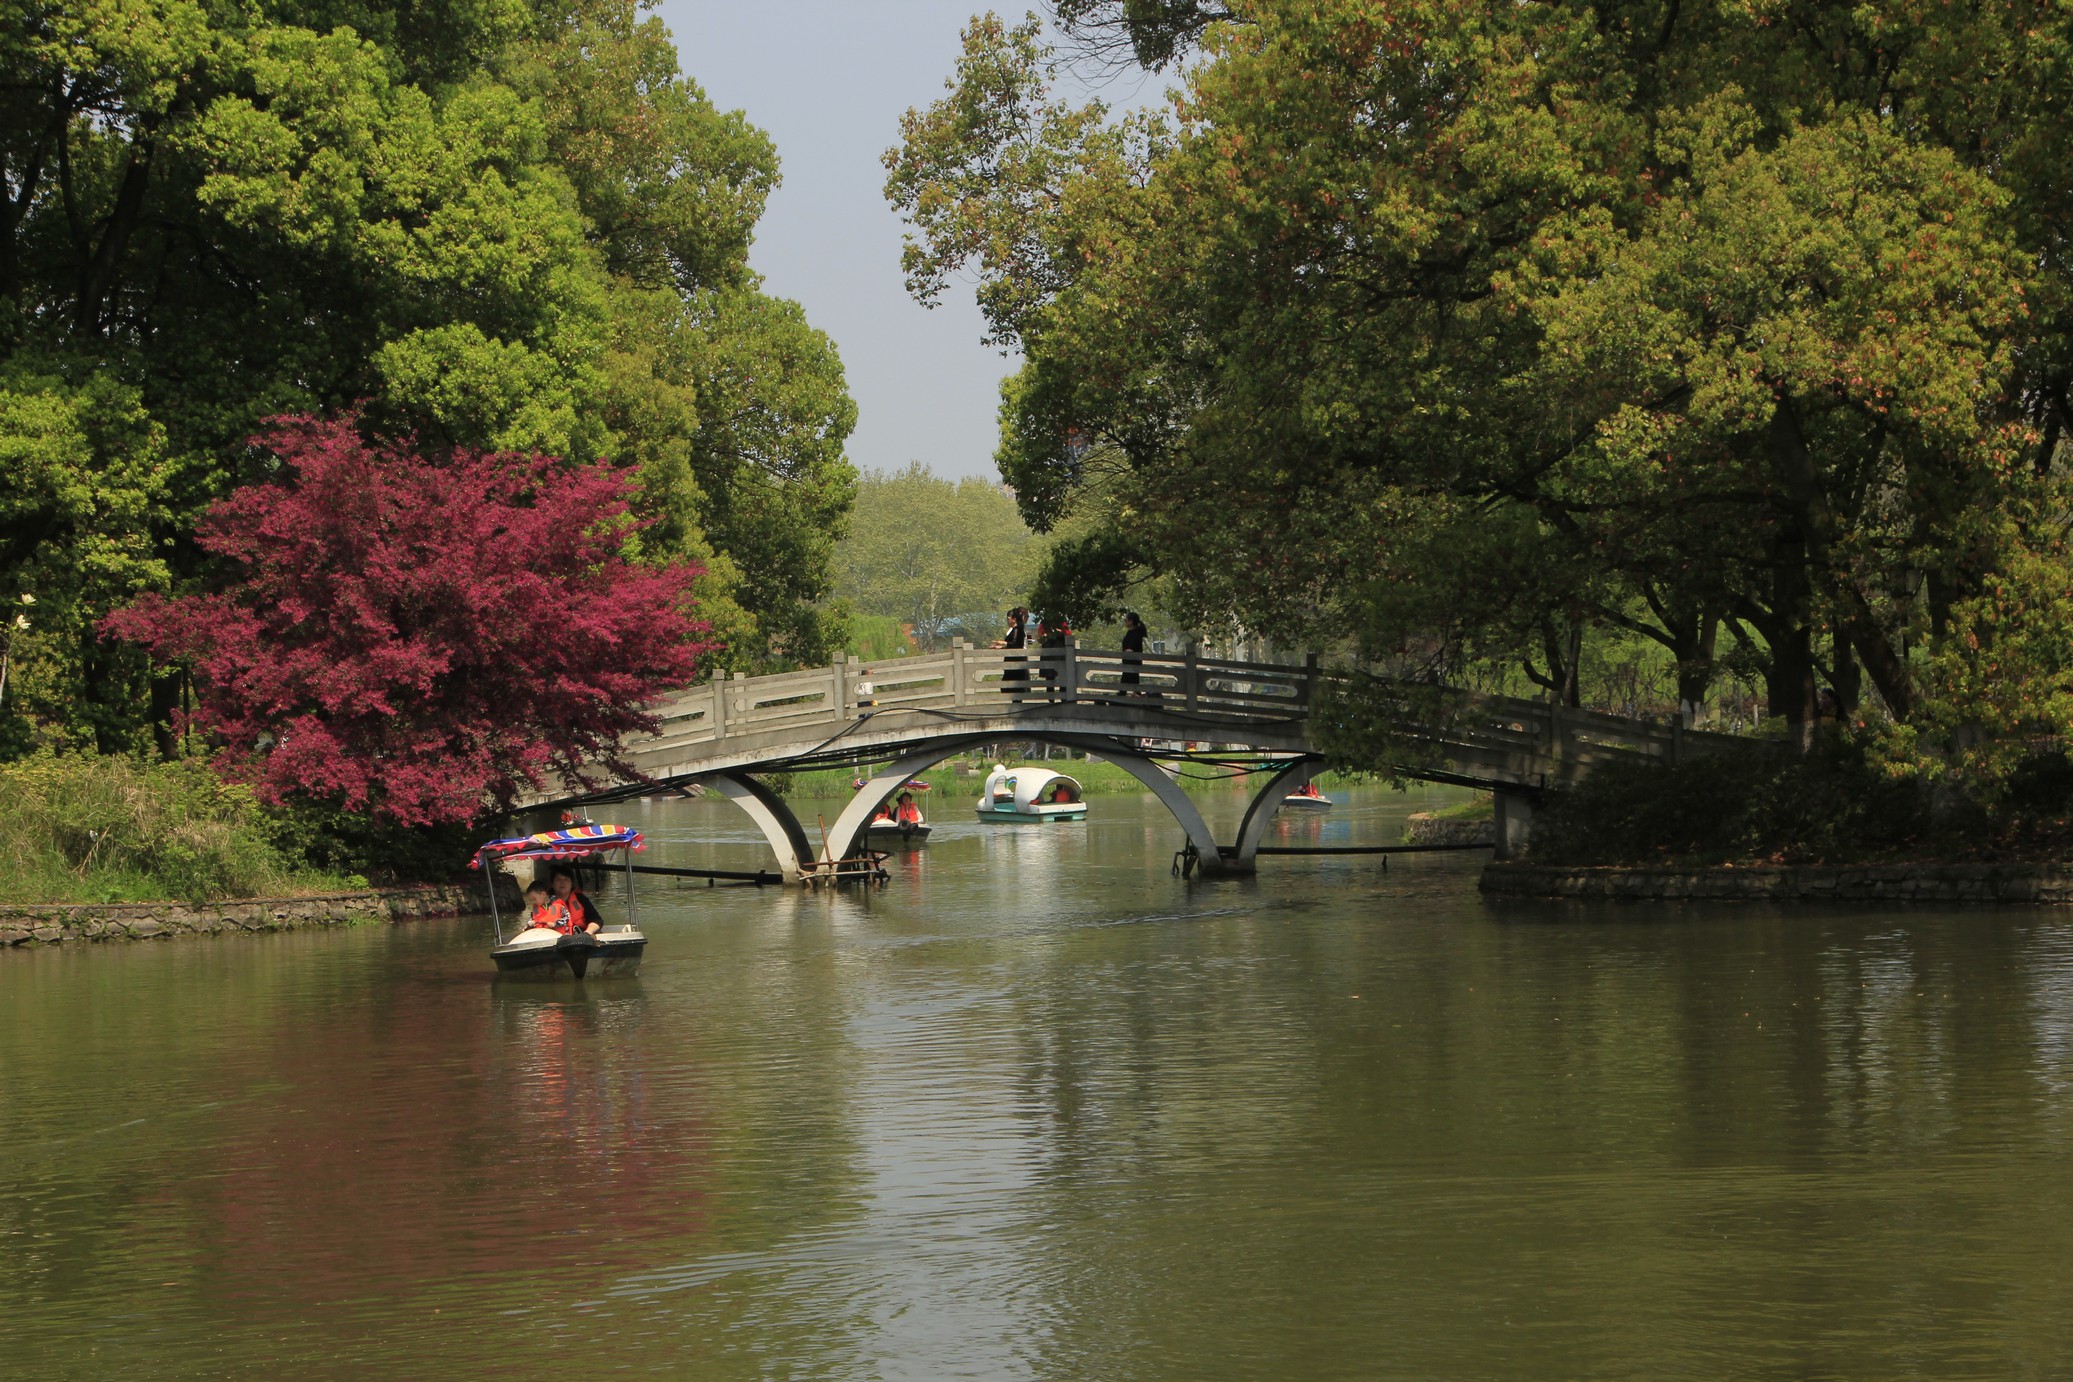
xmin=1280 ymin=782 xmax=1334 ymax=812
xmin=978 ymin=764 xmax=1088 ymax=822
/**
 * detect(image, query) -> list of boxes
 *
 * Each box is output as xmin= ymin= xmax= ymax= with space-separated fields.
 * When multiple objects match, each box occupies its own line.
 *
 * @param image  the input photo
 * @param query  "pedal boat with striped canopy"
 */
xmin=470 ymin=824 xmax=648 ymax=979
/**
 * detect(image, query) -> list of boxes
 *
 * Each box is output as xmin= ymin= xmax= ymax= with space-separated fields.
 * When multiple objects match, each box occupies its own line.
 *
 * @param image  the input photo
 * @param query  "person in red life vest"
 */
xmin=871 ymin=801 xmax=894 ymax=825
xmin=1050 ymin=783 xmax=1074 ymax=804
xmin=894 ymin=791 xmax=923 ymax=826
xmin=549 ymin=868 xmax=603 ymax=935
xmin=523 ymin=881 xmax=576 ymax=934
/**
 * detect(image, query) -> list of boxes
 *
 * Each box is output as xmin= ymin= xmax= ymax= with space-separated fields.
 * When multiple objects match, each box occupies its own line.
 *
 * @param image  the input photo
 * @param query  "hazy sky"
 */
xmin=656 ymin=0 xmax=1025 ymax=482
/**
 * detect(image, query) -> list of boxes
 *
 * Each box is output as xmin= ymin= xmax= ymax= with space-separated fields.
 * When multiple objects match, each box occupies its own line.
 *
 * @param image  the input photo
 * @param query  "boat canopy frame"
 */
xmin=469 ymin=825 xmax=645 ymax=943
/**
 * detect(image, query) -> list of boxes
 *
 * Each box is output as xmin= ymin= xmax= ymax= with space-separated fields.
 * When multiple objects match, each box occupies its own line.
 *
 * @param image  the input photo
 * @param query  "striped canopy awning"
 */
xmin=470 ymin=824 xmax=645 ymax=866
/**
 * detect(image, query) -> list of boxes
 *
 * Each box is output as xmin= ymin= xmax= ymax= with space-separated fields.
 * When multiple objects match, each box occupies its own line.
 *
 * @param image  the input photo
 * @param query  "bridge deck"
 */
xmin=534 ymin=643 xmax=1756 ymax=810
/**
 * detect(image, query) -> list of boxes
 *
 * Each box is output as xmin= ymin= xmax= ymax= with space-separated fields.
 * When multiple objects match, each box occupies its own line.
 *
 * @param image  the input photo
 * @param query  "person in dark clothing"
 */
xmin=1120 ymin=611 xmax=1146 ymax=698
xmin=1036 ymin=614 xmax=1071 ymax=699
xmin=549 ymin=867 xmax=602 ymax=935
xmin=997 ymin=606 xmax=1029 ymax=698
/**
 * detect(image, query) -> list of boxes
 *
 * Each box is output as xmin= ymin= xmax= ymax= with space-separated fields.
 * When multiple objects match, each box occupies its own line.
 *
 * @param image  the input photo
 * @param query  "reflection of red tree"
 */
xmin=173 ymin=970 xmax=712 ymax=1311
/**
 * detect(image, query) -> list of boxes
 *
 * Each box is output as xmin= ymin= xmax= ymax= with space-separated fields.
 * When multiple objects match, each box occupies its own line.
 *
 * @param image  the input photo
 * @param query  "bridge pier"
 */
xmin=824 ymin=746 xmax=965 ymax=866
xmin=700 ymin=772 xmax=814 ymax=882
xmin=1492 ymin=789 xmax=1536 ymax=862
xmin=1228 ymin=756 xmax=1319 ymax=873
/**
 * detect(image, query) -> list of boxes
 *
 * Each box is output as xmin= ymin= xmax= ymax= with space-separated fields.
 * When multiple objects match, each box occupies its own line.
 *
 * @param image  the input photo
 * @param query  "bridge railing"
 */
xmin=628 ymin=642 xmax=1322 ymax=760
xmin=623 ymin=644 xmax=1758 ymax=777
xmin=1380 ymin=684 xmax=1758 ymax=772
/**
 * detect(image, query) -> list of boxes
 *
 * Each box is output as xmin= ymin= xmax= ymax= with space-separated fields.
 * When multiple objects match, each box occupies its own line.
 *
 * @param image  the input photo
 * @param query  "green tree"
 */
xmin=888 ymin=3 xmax=2062 ymax=774
xmin=0 ymin=0 xmax=855 ymax=753
xmin=833 ymin=464 xmax=1037 ymax=650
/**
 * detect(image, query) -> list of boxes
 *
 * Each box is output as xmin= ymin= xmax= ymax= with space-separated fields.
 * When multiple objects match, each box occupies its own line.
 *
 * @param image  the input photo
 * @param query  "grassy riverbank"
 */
xmin=3 ymin=754 xmax=370 ymax=905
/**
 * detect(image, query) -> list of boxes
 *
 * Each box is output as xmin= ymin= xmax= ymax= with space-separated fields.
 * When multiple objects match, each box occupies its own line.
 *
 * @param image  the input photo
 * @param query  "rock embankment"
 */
xmin=0 ymin=881 xmax=517 ymax=947
xmin=1481 ymin=862 xmax=2073 ymax=904
xmin=1404 ymin=812 xmax=1496 ymax=847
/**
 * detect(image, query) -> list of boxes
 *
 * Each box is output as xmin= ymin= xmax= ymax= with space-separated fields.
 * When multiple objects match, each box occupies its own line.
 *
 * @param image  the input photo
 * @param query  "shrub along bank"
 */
xmin=2 ymin=754 xmax=472 ymax=905
xmin=1527 ymin=739 xmax=2073 ymax=867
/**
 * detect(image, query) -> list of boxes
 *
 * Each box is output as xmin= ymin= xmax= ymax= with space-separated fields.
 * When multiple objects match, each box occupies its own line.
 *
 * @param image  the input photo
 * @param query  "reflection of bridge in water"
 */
xmin=536 ymin=643 xmax=1751 ymax=879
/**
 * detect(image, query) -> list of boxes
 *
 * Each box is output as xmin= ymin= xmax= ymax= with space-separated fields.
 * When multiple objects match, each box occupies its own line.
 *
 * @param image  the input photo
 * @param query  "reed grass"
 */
xmin=0 ymin=754 xmax=364 ymax=904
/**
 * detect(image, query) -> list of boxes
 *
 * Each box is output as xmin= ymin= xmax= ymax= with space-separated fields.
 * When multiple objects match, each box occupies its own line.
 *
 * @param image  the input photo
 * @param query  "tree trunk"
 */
xmin=75 ymin=137 xmax=155 ymax=336
xmin=149 ymin=667 xmax=183 ymax=761
xmin=1766 ymin=620 xmax=1818 ymax=751
xmin=1832 ymin=632 xmax=1860 ymax=719
xmin=1675 ymin=615 xmax=1717 ymax=724
xmin=1839 ymin=588 xmax=1911 ymax=720
xmin=1524 ymin=615 xmax=1583 ymax=706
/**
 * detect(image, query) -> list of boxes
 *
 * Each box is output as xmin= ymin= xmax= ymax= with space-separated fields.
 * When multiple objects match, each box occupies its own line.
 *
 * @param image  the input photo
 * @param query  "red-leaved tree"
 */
xmin=106 ymin=415 xmax=712 ymax=825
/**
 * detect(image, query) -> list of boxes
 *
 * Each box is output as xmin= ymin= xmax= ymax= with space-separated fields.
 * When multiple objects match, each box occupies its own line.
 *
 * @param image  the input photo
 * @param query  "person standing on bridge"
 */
xmin=1037 ymin=614 xmax=1071 ymax=700
xmin=1121 ymin=611 xmax=1146 ymax=699
xmin=996 ymin=607 xmax=1029 ymax=699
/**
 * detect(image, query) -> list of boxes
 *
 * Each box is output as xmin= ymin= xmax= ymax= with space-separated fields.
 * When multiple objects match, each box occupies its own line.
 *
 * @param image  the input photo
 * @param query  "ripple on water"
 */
xmin=5 ymin=789 xmax=2073 ymax=1377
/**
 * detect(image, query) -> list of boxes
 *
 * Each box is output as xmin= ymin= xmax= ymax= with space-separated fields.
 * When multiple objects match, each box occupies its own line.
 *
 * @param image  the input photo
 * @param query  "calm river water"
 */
xmin=6 ymin=782 xmax=2073 ymax=1379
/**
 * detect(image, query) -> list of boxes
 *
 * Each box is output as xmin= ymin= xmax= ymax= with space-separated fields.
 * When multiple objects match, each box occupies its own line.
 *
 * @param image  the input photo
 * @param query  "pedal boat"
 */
xmin=1279 ymin=785 xmax=1334 ymax=812
xmin=490 ymin=924 xmax=647 ymax=979
xmin=866 ymin=818 xmax=933 ymax=845
xmin=470 ymin=823 xmax=651 ymax=979
xmin=976 ymin=765 xmax=1088 ymax=822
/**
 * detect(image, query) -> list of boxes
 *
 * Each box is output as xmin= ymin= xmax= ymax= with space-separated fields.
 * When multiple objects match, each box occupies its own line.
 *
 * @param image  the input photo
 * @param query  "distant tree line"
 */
xmin=834 ymin=464 xmax=1039 ymax=651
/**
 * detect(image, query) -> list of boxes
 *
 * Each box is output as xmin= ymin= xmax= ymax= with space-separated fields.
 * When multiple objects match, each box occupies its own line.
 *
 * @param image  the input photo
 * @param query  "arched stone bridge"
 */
xmin=533 ymin=642 xmax=1750 ymax=879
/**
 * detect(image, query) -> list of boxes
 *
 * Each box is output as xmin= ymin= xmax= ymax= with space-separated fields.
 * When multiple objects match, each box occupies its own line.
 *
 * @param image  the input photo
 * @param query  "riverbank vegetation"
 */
xmin=1526 ymin=745 xmax=2073 ymax=868
xmin=0 ymin=755 xmax=368 ymax=905
xmin=886 ymin=1 xmax=2073 ymax=825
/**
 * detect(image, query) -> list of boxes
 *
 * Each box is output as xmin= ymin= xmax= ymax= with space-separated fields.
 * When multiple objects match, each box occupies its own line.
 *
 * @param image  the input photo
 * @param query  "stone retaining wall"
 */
xmin=1480 ymin=862 xmax=2073 ymax=904
xmin=1404 ymin=812 xmax=1496 ymax=848
xmin=0 ymin=879 xmax=517 ymax=947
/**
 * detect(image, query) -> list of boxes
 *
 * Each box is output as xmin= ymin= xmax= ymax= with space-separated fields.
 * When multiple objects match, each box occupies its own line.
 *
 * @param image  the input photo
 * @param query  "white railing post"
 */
xmin=711 ymin=676 xmax=727 ymax=740
xmin=1302 ymin=651 xmax=1319 ymax=709
xmin=1185 ymin=640 xmax=1200 ymax=713
xmin=1062 ymin=634 xmax=1077 ymax=703
xmin=952 ymin=639 xmax=969 ymax=706
xmin=832 ymin=652 xmax=848 ymax=716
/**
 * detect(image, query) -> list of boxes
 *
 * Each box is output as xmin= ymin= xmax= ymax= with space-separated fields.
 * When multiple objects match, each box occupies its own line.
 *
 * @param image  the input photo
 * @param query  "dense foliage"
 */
xmin=0 ymin=0 xmax=854 ymax=760
xmin=888 ymin=1 xmax=2073 ymax=788
xmin=1528 ymin=745 xmax=1943 ymax=867
xmin=106 ymin=416 xmax=709 ymax=825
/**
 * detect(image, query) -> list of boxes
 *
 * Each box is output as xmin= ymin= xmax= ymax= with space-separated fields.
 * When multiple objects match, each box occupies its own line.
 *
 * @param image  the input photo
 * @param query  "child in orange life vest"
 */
xmin=523 ymin=881 xmax=576 ymax=934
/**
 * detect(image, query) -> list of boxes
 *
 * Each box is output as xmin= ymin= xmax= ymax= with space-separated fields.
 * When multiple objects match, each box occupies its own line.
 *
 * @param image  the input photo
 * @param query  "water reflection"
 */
xmin=5 ymin=786 xmax=2073 ymax=1376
